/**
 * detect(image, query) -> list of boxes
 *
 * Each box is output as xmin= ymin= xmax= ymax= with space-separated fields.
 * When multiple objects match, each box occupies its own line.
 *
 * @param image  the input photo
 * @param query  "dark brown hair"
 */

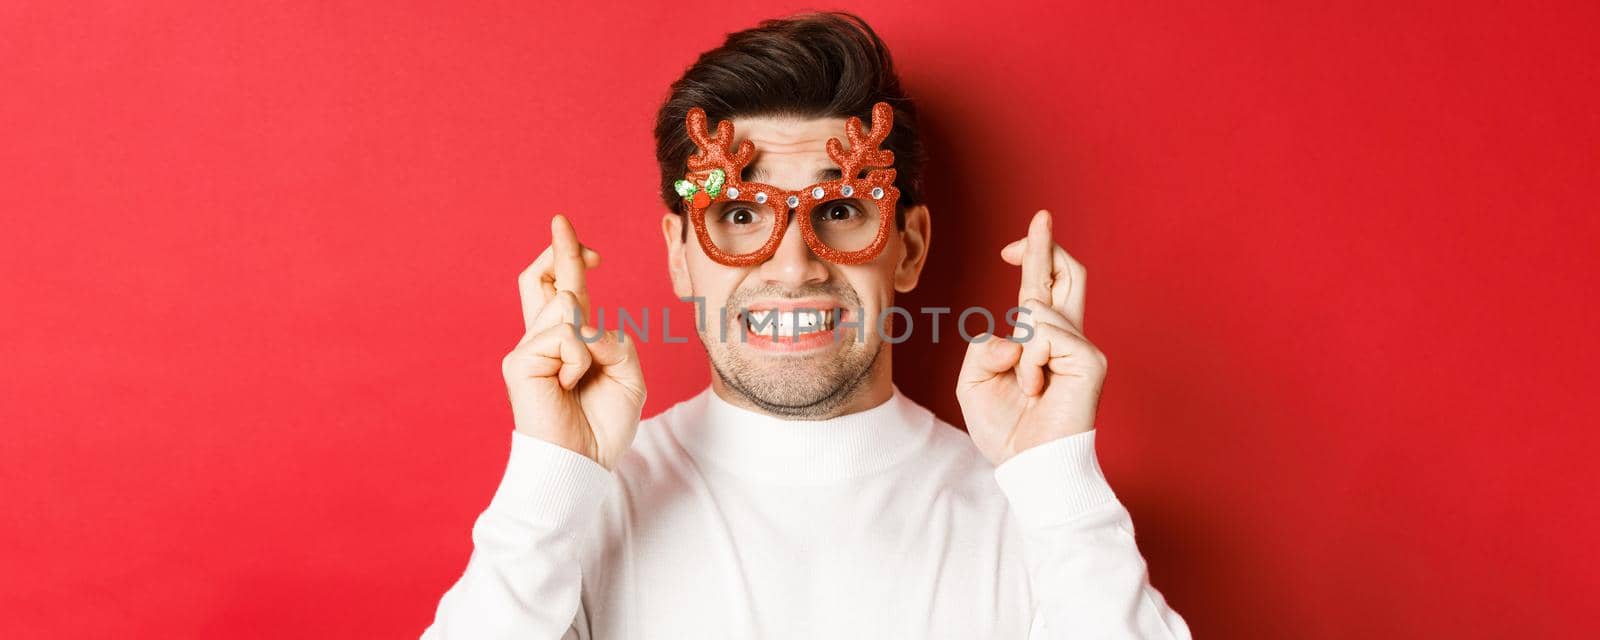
xmin=653 ymin=12 xmax=924 ymax=229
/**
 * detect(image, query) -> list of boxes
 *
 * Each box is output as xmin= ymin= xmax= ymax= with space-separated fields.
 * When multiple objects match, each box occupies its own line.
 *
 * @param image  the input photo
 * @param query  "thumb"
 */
xmin=586 ymin=328 xmax=645 ymax=390
xmin=525 ymin=323 xmax=595 ymax=390
xmin=957 ymin=333 xmax=1023 ymax=388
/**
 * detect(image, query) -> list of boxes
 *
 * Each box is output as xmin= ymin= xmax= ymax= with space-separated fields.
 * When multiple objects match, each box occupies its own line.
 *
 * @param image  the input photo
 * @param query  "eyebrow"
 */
xmin=744 ymin=167 xmax=844 ymax=183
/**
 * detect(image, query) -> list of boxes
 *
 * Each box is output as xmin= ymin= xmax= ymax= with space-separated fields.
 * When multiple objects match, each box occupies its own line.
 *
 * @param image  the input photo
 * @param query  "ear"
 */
xmin=893 ymin=205 xmax=931 ymax=293
xmin=661 ymin=213 xmax=694 ymax=298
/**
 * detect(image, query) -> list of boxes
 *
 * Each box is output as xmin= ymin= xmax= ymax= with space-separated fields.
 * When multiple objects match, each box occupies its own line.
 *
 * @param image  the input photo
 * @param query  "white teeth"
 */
xmin=744 ymin=308 xmax=837 ymax=337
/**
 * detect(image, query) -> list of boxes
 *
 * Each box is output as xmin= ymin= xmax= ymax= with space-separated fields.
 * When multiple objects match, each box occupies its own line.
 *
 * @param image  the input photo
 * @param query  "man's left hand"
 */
xmin=957 ymin=210 xmax=1106 ymax=466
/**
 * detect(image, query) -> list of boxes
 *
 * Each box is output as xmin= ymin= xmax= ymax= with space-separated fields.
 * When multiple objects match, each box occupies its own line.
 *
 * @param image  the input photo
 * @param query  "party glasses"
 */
xmin=674 ymin=101 xmax=900 ymax=266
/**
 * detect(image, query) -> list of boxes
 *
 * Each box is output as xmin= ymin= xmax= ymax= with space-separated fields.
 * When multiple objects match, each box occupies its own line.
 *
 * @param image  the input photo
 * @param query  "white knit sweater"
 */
xmin=423 ymin=386 xmax=1190 ymax=639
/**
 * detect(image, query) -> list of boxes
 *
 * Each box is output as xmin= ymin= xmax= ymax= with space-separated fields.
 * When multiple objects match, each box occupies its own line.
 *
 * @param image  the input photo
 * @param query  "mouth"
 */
xmin=736 ymin=300 xmax=844 ymax=353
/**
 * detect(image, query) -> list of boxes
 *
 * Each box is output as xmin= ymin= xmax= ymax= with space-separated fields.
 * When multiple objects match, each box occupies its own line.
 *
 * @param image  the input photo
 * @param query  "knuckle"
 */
xmin=501 ymin=349 xmax=524 ymax=374
xmin=542 ymin=322 xmax=575 ymax=341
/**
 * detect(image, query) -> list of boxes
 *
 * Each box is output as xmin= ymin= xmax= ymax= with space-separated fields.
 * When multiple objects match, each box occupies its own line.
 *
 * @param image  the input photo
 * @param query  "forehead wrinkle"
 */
xmin=729 ymin=116 xmax=848 ymax=187
xmin=747 ymin=166 xmax=842 ymax=182
xmin=734 ymin=116 xmax=840 ymax=146
xmin=743 ymin=135 xmax=829 ymax=153
xmin=741 ymin=143 xmax=841 ymax=184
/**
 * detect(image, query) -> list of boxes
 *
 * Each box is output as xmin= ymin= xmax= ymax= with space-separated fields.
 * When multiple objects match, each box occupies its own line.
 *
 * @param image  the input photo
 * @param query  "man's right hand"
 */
xmin=501 ymin=214 xmax=646 ymax=471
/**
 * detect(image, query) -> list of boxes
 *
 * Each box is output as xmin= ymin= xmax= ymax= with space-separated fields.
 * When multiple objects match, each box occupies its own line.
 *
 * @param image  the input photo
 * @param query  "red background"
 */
xmin=3 ymin=2 xmax=1596 ymax=637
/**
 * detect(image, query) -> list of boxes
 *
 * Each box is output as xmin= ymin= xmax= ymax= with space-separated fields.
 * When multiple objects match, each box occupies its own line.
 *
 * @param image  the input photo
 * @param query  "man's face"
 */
xmin=662 ymin=114 xmax=929 ymax=417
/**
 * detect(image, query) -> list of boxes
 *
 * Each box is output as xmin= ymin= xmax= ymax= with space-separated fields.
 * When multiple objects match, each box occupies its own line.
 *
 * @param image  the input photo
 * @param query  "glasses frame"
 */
xmin=678 ymin=102 xmax=901 ymax=267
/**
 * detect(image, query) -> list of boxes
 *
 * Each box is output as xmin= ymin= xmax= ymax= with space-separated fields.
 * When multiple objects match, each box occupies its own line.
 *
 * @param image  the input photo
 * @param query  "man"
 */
xmin=424 ymin=12 xmax=1190 ymax=639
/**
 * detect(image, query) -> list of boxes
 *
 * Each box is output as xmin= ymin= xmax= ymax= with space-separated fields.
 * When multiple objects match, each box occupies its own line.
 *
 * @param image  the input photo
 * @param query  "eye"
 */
xmin=814 ymin=201 xmax=863 ymax=223
xmin=721 ymin=206 xmax=761 ymax=225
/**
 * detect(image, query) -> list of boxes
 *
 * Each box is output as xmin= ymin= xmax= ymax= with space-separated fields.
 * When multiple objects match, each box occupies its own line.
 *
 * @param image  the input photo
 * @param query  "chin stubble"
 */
xmin=709 ymin=342 xmax=883 ymax=419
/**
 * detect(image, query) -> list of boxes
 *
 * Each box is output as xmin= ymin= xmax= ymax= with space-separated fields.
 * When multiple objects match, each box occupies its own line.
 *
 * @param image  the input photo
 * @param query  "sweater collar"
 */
xmin=667 ymin=384 xmax=934 ymax=485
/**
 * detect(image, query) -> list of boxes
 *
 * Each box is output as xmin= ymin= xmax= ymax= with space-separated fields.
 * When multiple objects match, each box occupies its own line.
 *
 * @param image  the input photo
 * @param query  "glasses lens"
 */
xmin=809 ymin=198 xmax=883 ymax=253
xmin=704 ymin=198 xmax=779 ymax=257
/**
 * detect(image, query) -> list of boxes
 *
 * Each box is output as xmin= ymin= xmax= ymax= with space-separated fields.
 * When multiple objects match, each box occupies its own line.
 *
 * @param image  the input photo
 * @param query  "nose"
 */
xmin=757 ymin=210 xmax=829 ymax=288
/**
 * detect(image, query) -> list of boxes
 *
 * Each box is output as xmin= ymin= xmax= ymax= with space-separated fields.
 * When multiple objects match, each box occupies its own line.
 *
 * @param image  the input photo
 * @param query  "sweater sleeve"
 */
xmin=421 ymin=431 xmax=614 ymax=640
xmin=992 ymin=430 xmax=1193 ymax=639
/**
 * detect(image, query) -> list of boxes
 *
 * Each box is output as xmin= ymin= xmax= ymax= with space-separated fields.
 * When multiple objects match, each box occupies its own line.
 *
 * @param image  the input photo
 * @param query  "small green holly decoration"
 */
xmin=675 ymin=168 xmax=727 ymax=208
xmin=703 ymin=169 xmax=726 ymax=198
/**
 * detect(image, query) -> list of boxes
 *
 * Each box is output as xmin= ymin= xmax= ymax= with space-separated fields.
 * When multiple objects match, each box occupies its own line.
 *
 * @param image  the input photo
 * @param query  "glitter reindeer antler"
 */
xmin=675 ymin=107 xmax=758 ymax=209
xmin=826 ymin=102 xmax=896 ymax=181
xmin=685 ymin=107 xmax=756 ymax=180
